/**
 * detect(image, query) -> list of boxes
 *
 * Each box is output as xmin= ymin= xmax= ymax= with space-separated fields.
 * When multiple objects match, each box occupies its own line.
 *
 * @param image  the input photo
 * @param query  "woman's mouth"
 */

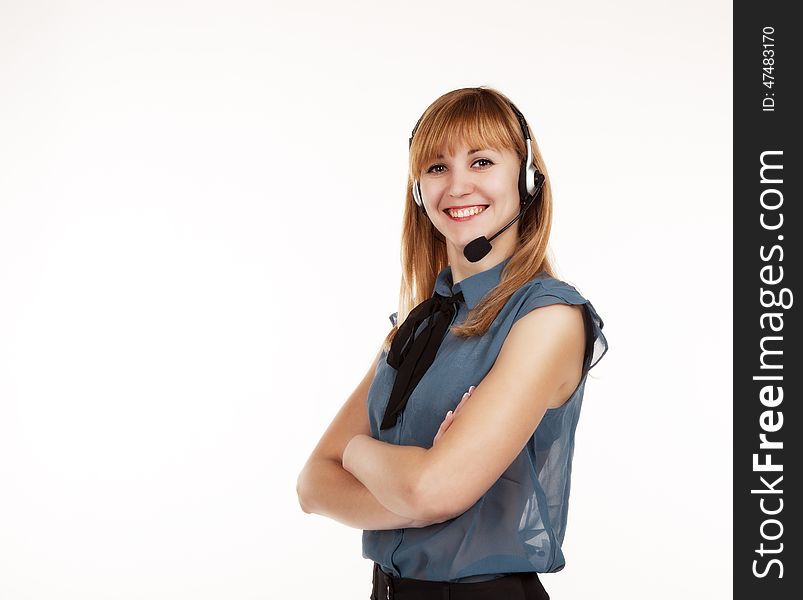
xmin=443 ymin=205 xmax=489 ymax=222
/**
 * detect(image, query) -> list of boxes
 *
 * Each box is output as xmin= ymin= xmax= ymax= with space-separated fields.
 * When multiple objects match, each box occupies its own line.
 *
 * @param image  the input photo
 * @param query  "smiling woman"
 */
xmin=296 ymin=86 xmax=609 ymax=600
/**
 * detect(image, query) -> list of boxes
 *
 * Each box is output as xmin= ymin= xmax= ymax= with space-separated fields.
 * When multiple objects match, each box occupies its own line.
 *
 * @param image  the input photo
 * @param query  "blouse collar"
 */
xmin=433 ymin=254 xmax=515 ymax=310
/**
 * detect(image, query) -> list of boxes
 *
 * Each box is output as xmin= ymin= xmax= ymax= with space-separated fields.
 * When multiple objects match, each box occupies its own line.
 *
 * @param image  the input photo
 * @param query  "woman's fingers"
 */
xmin=433 ymin=410 xmax=454 ymax=444
xmin=454 ymin=387 xmax=473 ymax=414
xmin=435 ymin=386 xmax=475 ymax=445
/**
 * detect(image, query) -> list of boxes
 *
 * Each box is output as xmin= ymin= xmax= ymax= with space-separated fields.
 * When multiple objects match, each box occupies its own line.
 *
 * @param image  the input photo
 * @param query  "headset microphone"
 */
xmin=462 ymin=172 xmax=544 ymax=262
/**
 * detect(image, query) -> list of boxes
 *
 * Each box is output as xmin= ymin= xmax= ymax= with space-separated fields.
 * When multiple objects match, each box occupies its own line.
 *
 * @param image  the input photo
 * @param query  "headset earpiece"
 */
xmin=412 ymin=179 xmax=423 ymax=208
xmin=518 ymin=156 xmax=529 ymax=205
xmin=508 ymin=103 xmax=538 ymax=203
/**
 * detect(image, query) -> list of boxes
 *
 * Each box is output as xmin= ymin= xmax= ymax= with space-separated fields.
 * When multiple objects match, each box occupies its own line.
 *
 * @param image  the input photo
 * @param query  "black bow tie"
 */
xmin=381 ymin=290 xmax=464 ymax=430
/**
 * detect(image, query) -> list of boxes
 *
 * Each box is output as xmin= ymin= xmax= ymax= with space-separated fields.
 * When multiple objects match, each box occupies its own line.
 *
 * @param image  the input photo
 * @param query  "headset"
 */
xmin=407 ymin=96 xmax=546 ymax=262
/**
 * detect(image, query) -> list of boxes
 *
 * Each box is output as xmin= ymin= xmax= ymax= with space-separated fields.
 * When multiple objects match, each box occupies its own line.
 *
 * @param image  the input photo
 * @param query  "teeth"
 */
xmin=448 ymin=206 xmax=485 ymax=218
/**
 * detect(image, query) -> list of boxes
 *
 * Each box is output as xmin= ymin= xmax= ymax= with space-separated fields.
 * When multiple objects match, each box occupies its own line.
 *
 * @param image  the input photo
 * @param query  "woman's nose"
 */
xmin=448 ymin=169 xmax=475 ymax=197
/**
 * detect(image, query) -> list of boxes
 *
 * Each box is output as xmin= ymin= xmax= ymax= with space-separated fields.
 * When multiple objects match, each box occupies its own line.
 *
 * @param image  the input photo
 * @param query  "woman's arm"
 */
xmin=340 ymin=388 xmax=476 ymax=523
xmin=343 ymin=304 xmax=585 ymax=523
xmin=342 ymin=434 xmax=429 ymax=521
xmin=299 ymin=457 xmax=433 ymax=529
xmin=296 ymin=341 xmax=437 ymax=529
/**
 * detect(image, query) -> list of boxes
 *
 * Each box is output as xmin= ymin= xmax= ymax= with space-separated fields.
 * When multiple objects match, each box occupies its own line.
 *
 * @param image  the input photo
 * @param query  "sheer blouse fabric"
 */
xmin=362 ymin=255 xmax=608 ymax=583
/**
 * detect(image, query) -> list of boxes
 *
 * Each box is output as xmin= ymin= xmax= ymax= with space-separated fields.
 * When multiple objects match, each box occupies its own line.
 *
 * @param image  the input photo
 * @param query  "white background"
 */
xmin=0 ymin=1 xmax=732 ymax=598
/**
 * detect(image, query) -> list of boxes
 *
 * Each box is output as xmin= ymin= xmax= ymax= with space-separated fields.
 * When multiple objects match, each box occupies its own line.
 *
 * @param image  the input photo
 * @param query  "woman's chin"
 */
xmin=445 ymin=229 xmax=483 ymax=251
xmin=437 ymin=219 xmax=493 ymax=251
xmin=441 ymin=213 xmax=492 ymax=247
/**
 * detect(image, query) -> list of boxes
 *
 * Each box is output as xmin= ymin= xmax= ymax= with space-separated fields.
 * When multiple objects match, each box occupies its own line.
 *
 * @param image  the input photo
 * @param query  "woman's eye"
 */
xmin=425 ymin=159 xmax=493 ymax=174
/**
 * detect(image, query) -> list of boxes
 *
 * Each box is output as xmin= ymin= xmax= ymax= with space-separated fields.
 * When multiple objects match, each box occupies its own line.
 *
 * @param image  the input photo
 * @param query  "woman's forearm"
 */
xmin=342 ymin=434 xmax=429 ymax=520
xmin=298 ymin=458 xmax=428 ymax=530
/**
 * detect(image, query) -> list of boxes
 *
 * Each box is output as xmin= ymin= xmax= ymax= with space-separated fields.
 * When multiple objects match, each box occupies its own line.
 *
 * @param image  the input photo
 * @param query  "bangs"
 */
xmin=410 ymin=94 xmax=522 ymax=178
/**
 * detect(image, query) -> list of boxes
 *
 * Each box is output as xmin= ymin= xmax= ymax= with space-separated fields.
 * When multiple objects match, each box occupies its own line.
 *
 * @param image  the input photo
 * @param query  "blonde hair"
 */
xmin=382 ymin=86 xmax=559 ymax=352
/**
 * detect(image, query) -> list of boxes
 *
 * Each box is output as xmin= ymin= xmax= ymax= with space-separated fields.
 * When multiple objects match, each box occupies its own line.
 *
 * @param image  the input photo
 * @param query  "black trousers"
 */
xmin=370 ymin=562 xmax=550 ymax=600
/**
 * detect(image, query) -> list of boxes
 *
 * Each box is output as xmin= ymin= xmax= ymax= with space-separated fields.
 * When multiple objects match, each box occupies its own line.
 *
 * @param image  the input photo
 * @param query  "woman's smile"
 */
xmin=443 ymin=204 xmax=489 ymax=221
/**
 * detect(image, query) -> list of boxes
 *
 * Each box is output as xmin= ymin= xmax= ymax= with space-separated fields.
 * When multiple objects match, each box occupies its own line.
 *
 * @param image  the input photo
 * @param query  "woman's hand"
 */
xmin=433 ymin=385 xmax=475 ymax=446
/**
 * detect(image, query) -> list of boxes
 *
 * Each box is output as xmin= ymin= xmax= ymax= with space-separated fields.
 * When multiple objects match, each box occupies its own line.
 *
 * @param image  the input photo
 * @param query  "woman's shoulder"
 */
xmin=511 ymin=272 xmax=608 ymax=371
xmin=513 ymin=272 xmax=590 ymax=307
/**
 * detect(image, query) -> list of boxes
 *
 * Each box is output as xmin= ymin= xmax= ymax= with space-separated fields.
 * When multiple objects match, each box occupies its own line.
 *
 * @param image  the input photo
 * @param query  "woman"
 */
xmin=297 ymin=86 xmax=609 ymax=599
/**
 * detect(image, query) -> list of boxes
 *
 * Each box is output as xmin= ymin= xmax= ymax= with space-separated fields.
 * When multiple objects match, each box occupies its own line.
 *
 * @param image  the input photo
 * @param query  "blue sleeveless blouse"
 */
xmin=362 ymin=254 xmax=608 ymax=582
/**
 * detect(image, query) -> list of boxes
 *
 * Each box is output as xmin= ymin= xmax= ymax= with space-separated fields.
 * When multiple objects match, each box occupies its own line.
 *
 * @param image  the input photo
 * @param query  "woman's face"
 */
xmin=418 ymin=142 xmax=521 ymax=253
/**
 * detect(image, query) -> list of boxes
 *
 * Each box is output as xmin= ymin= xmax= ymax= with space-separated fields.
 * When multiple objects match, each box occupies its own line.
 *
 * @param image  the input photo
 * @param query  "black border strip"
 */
xmin=734 ymin=3 xmax=800 ymax=597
